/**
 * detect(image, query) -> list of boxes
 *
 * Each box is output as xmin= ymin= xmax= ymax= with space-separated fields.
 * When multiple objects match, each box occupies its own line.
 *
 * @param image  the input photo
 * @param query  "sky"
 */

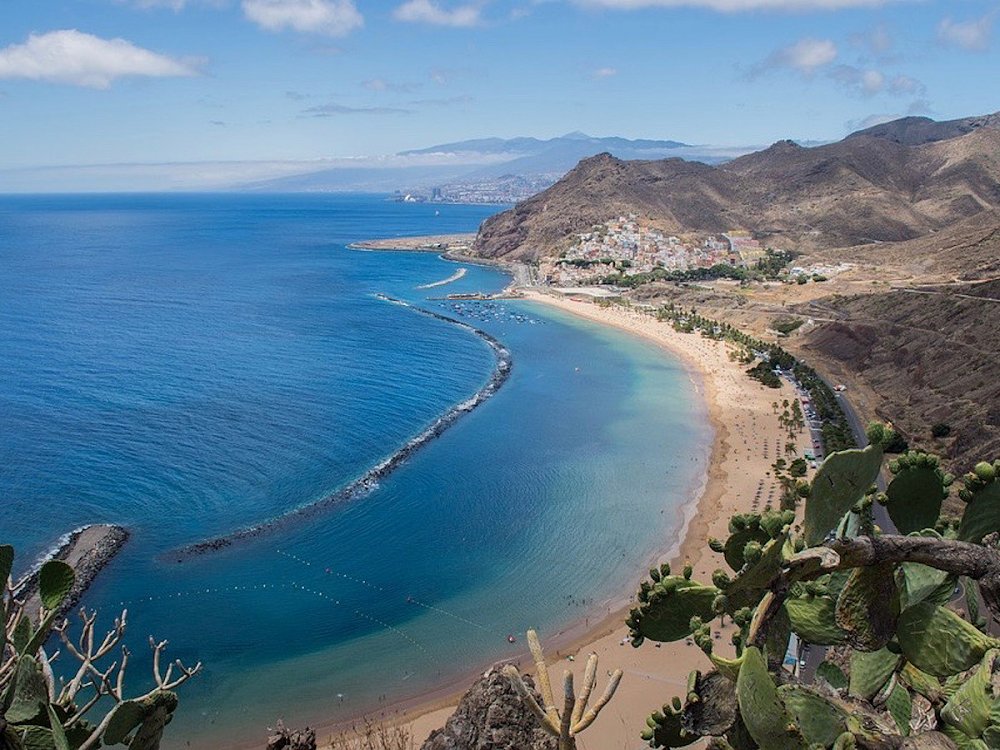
xmin=1 ymin=0 xmax=998 ymax=189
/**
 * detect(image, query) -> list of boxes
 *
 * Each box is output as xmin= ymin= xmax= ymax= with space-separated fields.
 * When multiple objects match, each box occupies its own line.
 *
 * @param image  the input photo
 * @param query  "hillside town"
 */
xmin=541 ymin=215 xmax=772 ymax=285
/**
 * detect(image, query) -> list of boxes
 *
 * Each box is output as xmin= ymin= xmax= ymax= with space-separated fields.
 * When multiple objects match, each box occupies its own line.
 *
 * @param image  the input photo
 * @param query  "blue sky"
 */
xmin=1 ymin=0 xmax=998 ymax=187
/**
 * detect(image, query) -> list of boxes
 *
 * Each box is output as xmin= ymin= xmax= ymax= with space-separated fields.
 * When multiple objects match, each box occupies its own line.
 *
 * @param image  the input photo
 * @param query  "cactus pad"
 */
xmin=899 ymin=558 xmax=956 ymax=611
xmin=883 ymin=453 xmax=949 ymax=535
xmin=778 ymin=684 xmax=848 ymax=747
xmin=897 ymin=602 xmax=1000 ymax=678
xmin=37 ymin=560 xmax=74 ymax=612
xmin=804 ymin=444 xmax=883 ymax=546
xmin=958 ymin=471 xmax=1000 ymax=544
xmin=628 ymin=577 xmax=720 ymax=643
xmin=849 ymin=647 xmax=900 ymax=701
xmin=940 ymin=650 xmax=1000 ymax=740
xmin=835 ymin=562 xmax=900 ymax=651
xmin=785 ymin=596 xmax=845 ymax=645
xmin=735 ymin=646 xmax=805 ymax=750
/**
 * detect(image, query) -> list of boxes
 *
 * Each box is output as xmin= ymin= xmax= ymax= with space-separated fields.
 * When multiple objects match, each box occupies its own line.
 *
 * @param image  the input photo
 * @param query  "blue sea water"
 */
xmin=0 ymin=193 xmax=712 ymax=748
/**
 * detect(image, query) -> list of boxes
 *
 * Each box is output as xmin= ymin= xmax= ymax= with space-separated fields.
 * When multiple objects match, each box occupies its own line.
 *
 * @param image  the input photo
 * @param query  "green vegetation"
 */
xmin=599 ymin=263 xmax=752 ymax=288
xmin=1 ymin=545 xmax=199 ymax=750
xmin=653 ymin=302 xmax=856 ymax=454
xmin=932 ymin=423 xmax=952 ymax=439
xmin=625 ymin=428 xmax=1000 ymax=749
xmin=597 ymin=248 xmax=794 ymax=288
xmin=771 ymin=317 xmax=804 ymax=336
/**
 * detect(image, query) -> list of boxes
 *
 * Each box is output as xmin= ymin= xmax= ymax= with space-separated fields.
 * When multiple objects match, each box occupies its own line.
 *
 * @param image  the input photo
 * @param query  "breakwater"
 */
xmin=416 ymin=268 xmax=468 ymax=289
xmin=168 ymin=295 xmax=512 ymax=562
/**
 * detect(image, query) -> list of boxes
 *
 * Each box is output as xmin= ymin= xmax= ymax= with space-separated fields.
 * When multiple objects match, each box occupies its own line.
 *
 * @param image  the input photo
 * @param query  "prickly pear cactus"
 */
xmin=958 ymin=461 xmax=1000 ymax=543
xmin=785 ymin=595 xmax=845 ymax=645
xmin=778 ymin=684 xmax=849 ymax=746
xmin=627 ymin=563 xmax=720 ymax=645
xmin=735 ymin=646 xmax=806 ymax=749
xmin=939 ymin=650 xmax=1000 ymax=740
xmin=627 ymin=427 xmax=1000 ymax=749
xmin=848 ymin=648 xmax=900 ymax=701
xmin=897 ymin=602 xmax=1000 ymax=678
xmin=804 ymin=444 xmax=883 ymax=546
xmin=834 ymin=562 xmax=900 ymax=651
xmin=1 ymin=543 xmax=194 ymax=750
xmin=883 ymin=452 xmax=951 ymax=535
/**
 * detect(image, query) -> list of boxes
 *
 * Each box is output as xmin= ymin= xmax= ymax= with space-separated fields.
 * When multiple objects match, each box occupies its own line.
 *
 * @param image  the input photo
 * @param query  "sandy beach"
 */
xmin=311 ymin=288 xmax=813 ymax=749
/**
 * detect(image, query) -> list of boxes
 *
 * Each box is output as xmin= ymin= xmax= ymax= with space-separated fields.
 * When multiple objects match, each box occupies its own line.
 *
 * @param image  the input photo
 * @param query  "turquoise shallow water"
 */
xmin=0 ymin=194 xmax=712 ymax=748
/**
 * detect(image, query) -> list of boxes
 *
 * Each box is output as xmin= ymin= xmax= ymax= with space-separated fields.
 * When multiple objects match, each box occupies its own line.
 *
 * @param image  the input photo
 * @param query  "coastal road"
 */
xmin=795 ymin=379 xmax=894 ymax=684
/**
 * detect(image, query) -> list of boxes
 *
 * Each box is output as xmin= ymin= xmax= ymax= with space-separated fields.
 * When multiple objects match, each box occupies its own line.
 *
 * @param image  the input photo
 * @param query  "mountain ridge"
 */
xmin=472 ymin=112 xmax=1000 ymax=262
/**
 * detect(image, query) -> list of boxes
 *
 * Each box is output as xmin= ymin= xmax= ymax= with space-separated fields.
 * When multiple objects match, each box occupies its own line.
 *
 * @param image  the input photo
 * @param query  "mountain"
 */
xmin=241 ymin=133 xmax=739 ymax=197
xmin=472 ymin=114 xmax=1000 ymax=262
xmin=846 ymin=111 xmax=1000 ymax=146
xmin=400 ymin=133 xmax=689 ymax=157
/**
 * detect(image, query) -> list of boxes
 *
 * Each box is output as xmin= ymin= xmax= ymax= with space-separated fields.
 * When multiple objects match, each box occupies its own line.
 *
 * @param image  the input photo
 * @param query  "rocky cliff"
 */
xmin=421 ymin=667 xmax=557 ymax=750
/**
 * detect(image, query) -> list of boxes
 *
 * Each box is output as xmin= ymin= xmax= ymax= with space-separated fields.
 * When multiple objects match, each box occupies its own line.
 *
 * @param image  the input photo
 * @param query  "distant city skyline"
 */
xmin=1 ymin=0 xmax=998 ymax=189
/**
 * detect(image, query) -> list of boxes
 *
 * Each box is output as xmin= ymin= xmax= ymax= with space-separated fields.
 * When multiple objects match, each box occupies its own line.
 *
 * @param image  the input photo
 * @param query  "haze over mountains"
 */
xmin=242 ymin=133 xmax=748 ymax=198
xmin=472 ymin=111 xmax=1000 ymax=261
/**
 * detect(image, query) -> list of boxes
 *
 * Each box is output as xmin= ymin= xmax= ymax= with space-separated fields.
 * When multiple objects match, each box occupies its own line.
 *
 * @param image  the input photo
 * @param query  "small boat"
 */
xmin=507 ymin=634 xmax=516 ymax=644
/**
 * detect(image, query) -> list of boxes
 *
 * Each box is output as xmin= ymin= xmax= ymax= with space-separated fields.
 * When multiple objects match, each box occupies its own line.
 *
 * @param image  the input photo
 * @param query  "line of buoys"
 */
xmin=289 ymin=582 xmax=426 ymax=653
xmin=278 ymin=549 xmax=386 ymax=593
xmin=118 ymin=582 xmax=287 ymax=607
xmin=278 ymin=548 xmax=504 ymax=639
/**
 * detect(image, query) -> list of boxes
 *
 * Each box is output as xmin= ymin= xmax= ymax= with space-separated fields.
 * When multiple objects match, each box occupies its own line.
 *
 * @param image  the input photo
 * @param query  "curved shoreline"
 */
xmin=302 ymin=290 xmax=813 ymax=750
xmin=167 ymin=295 xmax=512 ymax=562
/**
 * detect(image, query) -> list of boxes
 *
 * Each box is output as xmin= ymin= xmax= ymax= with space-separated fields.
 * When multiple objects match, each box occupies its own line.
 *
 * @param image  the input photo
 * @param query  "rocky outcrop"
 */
xmin=266 ymin=720 xmax=316 ymax=750
xmin=421 ymin=667 xmax=557 ymax=750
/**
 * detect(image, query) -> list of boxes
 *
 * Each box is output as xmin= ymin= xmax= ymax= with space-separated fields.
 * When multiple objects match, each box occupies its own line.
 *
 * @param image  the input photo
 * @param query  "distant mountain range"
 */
xmin=472 ymin=111 xmax=1000 ymax=261
xmin=241 ymin=133 xmax=748 ymax=198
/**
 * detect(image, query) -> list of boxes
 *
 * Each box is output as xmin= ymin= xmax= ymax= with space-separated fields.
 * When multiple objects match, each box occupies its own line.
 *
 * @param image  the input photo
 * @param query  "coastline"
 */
xmin=297 ymin=287 xmax=812 ymax=749
xmin=16 ymin=524 xmax=130 ymax=620
xmin=347 ymin=234 xmax=477 ymax=253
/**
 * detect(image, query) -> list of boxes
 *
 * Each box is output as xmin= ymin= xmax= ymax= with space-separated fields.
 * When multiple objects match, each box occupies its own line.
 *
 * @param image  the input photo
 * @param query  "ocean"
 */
xmin=0 ymin=193 xmax=712 ymax=748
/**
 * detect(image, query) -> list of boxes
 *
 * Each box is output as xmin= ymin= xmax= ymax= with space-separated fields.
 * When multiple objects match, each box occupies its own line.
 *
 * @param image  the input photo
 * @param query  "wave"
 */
xmin=167 ymin=295 xmax=512 ymax=562
xmin=416 ymin=268 xmax=467 ymax=289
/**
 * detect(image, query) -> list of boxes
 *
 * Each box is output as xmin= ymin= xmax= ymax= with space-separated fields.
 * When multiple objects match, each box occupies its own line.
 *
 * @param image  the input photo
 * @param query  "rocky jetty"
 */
xmin=421 ymin=666 xmax=557 ymax=750
xmin=170 ymin=296 xmax=513 ymax=562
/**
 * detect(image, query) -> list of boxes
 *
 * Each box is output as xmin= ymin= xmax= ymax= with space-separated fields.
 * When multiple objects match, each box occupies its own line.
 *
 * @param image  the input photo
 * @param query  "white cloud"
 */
xmin=937 ymin=11 xmax=996 ymax=51
xmin=363 ymin=78 xmax=420 ymax=92
xmin=0 ymin=30 xmax=200 ymax=89
xmin=573 ymin=0 xmax=913 ymax=10
xmin=592 ymin=66 xmax=618 ymax=78
xmin=783 ymin=37 xmax=838 ymax=71
xmin=242 ymin=0 xmax=364 ymax=36
xmin=753 ymin=37 xmax=837 ymax=77
xmin=393 ymin=0 xmax=482 ymax=27
xmin=829 ymin=64 xmax=924 ymax=97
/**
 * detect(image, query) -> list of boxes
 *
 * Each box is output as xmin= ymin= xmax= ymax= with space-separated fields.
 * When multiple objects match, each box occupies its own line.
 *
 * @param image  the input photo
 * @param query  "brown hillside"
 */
xmin=473 ymin=126 xmax=1000 ymax=262
xmin=797 ymin=278 xmax=1000 ymax=470
xmin=809 ymin=208 xmax=1000 ymax=281
xmin=845 ymin=111 xmax=1000 ymax=146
